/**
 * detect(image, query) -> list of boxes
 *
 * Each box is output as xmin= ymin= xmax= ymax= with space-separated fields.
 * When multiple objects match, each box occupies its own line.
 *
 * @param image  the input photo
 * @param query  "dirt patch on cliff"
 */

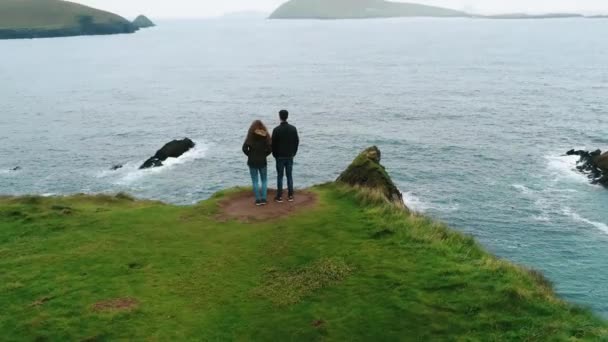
xmin=218 ymin=190 xmax=317 ymax=222
xmin=92 ymin=298 xmax=139 ymax=312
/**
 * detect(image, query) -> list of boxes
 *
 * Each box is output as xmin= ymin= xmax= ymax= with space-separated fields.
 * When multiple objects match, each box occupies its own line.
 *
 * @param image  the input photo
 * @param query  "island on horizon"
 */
xmin=269 ymin=0 xmax=608 ymax=20
xmin=0 ymin=0 xmax=153 ymax=40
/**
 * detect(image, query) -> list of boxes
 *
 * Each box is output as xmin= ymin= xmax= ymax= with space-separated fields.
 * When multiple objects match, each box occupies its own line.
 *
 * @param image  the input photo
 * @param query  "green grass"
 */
xmin=0 ymin=184 xmax=607 ymax=341
xmin=0 ymin=0 xmax=131 ymax=30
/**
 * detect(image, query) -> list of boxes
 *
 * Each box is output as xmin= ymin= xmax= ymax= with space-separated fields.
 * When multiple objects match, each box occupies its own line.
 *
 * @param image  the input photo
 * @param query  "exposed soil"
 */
xmin=218 ymin=190 xmax=317 ymax=222
xmin=92 ymin=298 xmax=139 ymax=312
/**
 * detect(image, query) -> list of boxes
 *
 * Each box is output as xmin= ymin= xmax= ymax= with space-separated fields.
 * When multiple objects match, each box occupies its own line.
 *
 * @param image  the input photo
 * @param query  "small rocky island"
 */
xmin=132 ymin=15 xmax=156 ymax=29
xmin=0 ymin=0 xmax=148 ymax=39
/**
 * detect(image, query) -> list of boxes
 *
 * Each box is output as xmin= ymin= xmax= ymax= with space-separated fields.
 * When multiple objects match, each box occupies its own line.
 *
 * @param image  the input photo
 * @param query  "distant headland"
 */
xmin=269 ymin=0 xmax=468 ymax=19
xmin=269 ymin=0 xmax=608 ymax=20
xmin=0 ymin=0 xmax=153 ymax=40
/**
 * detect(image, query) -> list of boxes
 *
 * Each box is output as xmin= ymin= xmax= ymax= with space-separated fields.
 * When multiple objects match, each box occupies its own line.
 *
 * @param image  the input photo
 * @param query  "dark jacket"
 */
xmin=242 ymin=131 xmax=272 ymax=168
xmin=272 ymin=122 xmax=299 ymax=159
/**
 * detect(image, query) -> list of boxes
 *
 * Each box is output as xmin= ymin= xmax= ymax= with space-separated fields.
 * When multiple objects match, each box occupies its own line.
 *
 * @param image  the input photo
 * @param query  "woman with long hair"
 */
xmin=242 ymin=120 xmax=272 ymax=206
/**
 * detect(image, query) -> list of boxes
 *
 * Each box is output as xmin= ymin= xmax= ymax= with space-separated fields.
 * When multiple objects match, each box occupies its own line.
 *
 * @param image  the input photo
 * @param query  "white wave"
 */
xmin=97 ymin=141 xmax=210 ymax=185
xmin=0 ymin=169 xmax=9 ymax=175
xmin=402 ymin=191 xmax=458 ymax=214
xmin=512 ymin=184 xmax=534 ymax=195
xmin=563 ymin=207 xmax=608 ymax=234
xmin=533 ymin=214 xmax=551 ymax=222
xmin=402 ymin=191 xmax=430 ymax=213
xmin=545 ymin=154 xmax=590 ymax=184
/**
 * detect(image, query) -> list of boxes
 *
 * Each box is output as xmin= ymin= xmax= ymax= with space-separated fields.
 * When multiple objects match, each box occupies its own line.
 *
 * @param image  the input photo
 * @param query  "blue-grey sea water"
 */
xmin=1 ymin=18 xmax=607 ymax=316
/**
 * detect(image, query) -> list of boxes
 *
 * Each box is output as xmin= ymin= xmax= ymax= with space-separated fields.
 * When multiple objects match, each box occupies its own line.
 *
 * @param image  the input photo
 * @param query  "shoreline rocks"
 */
xmin=140 ymin=138 xmax=195 ymax=169
xmin=566 ymin=149 xmax=608 ymax=186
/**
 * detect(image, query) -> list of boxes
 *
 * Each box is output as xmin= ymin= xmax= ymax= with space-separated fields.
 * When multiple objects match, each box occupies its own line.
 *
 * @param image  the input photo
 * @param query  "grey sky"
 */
xmin=75 ymin=0 xmax=608 ymax=19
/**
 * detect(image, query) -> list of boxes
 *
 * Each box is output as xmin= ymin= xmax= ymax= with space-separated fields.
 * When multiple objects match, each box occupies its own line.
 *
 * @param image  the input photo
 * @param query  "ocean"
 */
xmin=1 ymin=17 xmax=607 ymax=316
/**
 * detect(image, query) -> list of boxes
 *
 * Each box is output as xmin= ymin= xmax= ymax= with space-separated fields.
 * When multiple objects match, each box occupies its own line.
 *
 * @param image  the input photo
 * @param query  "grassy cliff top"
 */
xmin=1 ymin=183 xmax=606 ymax=340
xmin=0 ymin=0 xmax=131 ymax=30
xmin=270 ymin=0 xmax=469 ymax=19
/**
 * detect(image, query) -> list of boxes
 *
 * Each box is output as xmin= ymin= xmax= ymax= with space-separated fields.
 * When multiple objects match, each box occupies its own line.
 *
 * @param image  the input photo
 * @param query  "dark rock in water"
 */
xmin=132 ymin=15 xmax=155 ymax=29
xmin=140 ymin=138 xmax=195 ymax=169
xmin=10 ymin=166 xmax=21 ymax=171
xmin=110 ymin=164 xmax=123 ymax=171
xmin=567 ymin=149 xmax=608 ymax=187
xmin=337 ymin=146 xmax=406 ymax=208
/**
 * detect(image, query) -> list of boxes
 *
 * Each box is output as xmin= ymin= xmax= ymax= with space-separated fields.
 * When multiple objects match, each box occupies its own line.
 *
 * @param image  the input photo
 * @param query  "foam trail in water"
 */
xmin=563 ymin=207 xmax=608 ymax=235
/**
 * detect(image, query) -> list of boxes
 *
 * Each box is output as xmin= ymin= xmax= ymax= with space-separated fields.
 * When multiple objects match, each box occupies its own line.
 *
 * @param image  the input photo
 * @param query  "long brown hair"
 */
xmin=245 ymin=120 xmax=271 ymax=146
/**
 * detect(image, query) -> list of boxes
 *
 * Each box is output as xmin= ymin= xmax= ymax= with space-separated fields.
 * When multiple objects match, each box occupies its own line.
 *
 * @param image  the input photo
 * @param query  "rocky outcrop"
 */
xmin=132 ymin=15 xmax=155 ymax=29
xmin=140 ymin=138 xmax=195 ymax=169
xmin=566 ymin=149 xmax=608 ymax=186
xmin=337 ymin=146 xmax=406 ymax=208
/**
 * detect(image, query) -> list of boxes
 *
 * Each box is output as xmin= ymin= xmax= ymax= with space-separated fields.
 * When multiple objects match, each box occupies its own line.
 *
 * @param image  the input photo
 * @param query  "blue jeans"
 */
xmin=276 ymin=158 xmax=294 ymax=198
xmin=249 ymin=167 xmax=268 ymax=201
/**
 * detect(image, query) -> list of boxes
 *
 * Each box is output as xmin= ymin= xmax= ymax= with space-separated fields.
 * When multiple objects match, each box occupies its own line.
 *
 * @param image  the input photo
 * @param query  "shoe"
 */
xmin=288 ymin=196 xmax=294 ymax=202
xmin=275 ymin=197 xmax=283 ymax=203
xmin=255 ymin=200 xmax=262 ymax=206
xmin=261 ymin=199 xmax=268 ymax=206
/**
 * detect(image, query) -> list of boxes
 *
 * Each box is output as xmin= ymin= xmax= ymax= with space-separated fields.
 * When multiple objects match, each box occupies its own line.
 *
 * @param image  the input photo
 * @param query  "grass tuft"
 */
xmin=253 ymin=258 xmax=353 ymax=306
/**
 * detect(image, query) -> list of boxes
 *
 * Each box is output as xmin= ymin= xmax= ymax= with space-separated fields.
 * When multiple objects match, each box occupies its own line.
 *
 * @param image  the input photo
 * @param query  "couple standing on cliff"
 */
xmin=242 ymin=110 xmax=300 ymax=206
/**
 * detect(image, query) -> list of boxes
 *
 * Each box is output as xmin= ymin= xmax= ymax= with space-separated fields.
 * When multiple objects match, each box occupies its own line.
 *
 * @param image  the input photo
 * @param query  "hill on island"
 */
xmin=0 ymin=0 xmax=137 ymax=39
xmin=0 ymin=147 xmax=606 ymax=340
xmin=269 ymin=0 xmax=469 ymax=19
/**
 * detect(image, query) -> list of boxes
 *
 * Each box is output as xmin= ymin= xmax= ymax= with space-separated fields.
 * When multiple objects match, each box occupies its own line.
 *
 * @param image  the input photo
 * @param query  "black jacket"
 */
xmin=242 ymin=132 xmax=272 ymax=168
xmin=272 ymin=122 xmax=299 ymax=159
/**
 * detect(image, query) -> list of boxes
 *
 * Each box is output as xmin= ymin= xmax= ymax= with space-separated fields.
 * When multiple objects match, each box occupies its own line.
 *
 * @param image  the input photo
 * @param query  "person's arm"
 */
xmin=271 ymin=129 xmax=278 ymax=158
xmin=294 ymin=128 xmax=300 ymax=156
xmin=266 ymin=139 xmax=272 ymax=156
xmin=242 ymin=142 xmax=250 ymax=156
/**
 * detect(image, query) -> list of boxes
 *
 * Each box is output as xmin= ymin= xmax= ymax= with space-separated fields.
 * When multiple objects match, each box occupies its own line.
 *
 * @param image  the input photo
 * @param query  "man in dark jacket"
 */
xmin=272 ymin=109 xmax=299 ymax=202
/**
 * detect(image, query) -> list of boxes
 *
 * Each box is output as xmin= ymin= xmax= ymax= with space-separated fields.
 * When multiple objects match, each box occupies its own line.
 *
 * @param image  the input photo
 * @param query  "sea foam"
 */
xmin=563 ymin=207 xmax=608 ymax=235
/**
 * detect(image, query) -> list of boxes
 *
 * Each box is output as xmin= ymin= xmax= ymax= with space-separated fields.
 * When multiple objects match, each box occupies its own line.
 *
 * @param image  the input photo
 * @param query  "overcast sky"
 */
xmin=75 ymin=0 xmax=608 ymax=19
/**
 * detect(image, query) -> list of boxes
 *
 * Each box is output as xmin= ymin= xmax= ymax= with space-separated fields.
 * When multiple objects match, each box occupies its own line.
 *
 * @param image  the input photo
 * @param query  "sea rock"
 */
xmin=132 ymin=15 xmax=155 ymax=29
xmin=337 ymin=146 xmax=406 ymax=208
xmin=10 ymin=166 xmax=21 ymax=171
xmin=594 ymin=152 xmax=608 ymax=171
xmin=566 ymin=149 xmax=608 ymax=186
xmin=140 ymin=138 xmax=195 ymax=169
xmin=110 ymin=164 xmax=123 ymax=171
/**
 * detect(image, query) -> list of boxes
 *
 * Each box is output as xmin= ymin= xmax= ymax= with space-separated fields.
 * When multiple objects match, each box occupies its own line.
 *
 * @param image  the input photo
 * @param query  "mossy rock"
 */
xmin=336 ymin=146 xmax=405 ymax=208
